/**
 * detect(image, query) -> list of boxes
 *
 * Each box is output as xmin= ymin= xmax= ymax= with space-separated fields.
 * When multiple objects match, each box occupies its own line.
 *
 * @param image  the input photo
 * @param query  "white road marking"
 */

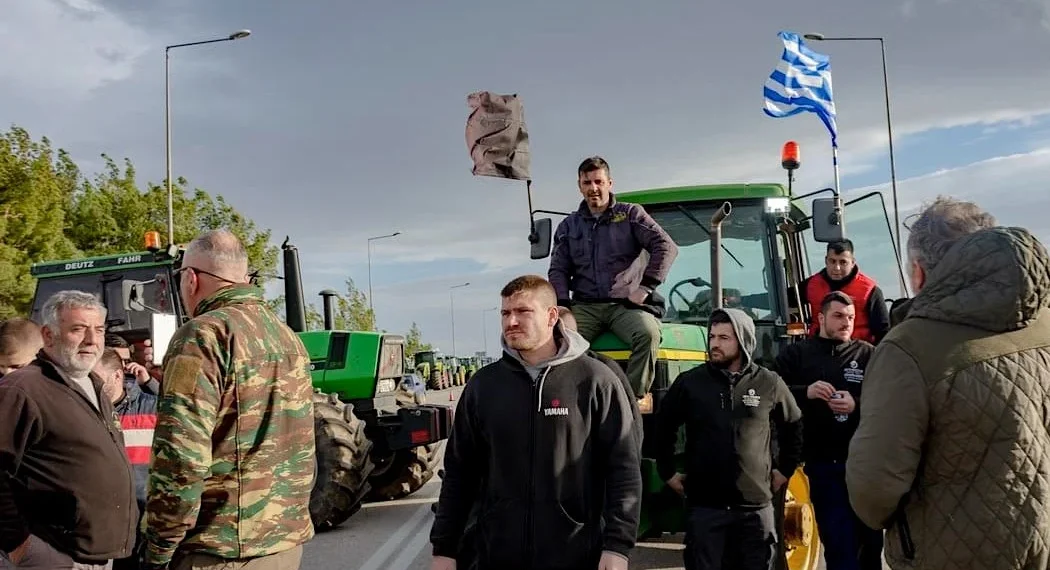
xmin=356 ymin=504 xmax=431 ymax=570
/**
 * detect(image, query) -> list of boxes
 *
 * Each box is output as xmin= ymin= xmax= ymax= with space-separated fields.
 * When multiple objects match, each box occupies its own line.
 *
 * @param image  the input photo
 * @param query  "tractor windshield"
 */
xmin=646 ymin=200 xmax=780 ymax=325
xmin=30 ymin=266 xmax=180 ymax=335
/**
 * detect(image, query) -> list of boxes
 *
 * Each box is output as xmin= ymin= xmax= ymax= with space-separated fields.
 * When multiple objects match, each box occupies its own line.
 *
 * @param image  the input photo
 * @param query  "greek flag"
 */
xmin=763 ymin=31 xmax=838 ymax=146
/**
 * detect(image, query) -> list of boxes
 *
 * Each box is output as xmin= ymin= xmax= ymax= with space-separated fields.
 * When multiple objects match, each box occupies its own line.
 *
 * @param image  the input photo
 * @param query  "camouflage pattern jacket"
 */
xmin=142 ymin=285 xmax=316 ymax=566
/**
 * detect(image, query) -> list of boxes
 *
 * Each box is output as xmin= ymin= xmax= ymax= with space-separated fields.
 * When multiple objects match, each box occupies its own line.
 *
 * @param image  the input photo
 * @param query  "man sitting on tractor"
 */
xmin=801 ymin=239 xmax=890 ymax=344
xmin=548 ymin=156 xmax=679 ymax=399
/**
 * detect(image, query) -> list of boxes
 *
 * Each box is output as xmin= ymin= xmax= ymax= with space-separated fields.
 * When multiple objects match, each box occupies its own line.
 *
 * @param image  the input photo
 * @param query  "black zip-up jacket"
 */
xmin=430 ymin=328 xmax=642 ymax=570
xmin=774 ymin=336 xmax=874 ymax=463
xmin=654 ymin=362 xmax=803 ymax=509
xmin=0 ymin=351 xmax=138 ymax=562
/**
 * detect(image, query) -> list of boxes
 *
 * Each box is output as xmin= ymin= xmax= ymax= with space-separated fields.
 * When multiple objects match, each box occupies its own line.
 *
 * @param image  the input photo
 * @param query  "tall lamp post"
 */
xmin=366 ymin=231 xmax=401 ymax=322
xmin=449 ymin=282 xmax=471 ymax=358
xmin=165 ymin=29 xmax=252 ymax=246
xmin=482 ymin=307 xmax=498 ymax=356
xmin=803 ymin=32 xmax=906 ymax=297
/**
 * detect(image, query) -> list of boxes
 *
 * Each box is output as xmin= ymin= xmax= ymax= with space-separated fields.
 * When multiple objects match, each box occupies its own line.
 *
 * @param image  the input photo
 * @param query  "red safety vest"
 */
xmin=806 ymin=271 xmax=877 ymax=343
xmin=120 ymin=412 xmax=156 ymax=465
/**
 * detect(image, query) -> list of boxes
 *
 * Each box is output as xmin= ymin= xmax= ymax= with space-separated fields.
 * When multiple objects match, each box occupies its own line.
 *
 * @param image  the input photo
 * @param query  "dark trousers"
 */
xmin=683 ymin=504 xmax=777 ymax=570
xmin=805 ymin=461 xmax=884 ymax=570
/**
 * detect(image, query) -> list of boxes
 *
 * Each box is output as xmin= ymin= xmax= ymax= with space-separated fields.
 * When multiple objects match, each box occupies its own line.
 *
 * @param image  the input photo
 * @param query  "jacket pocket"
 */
xmin=531 ymin=501 xmax=598 ymax=569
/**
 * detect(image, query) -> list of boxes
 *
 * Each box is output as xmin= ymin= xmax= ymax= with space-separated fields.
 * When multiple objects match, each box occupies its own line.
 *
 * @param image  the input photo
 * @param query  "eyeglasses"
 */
xmin=174 ymin=266 xmax=238 ymax=284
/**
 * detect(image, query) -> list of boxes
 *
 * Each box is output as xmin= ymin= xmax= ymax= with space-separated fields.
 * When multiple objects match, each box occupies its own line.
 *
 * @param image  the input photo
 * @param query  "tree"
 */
xmin=65 ymin=154 xmax=279 ymax=288
xmin=404 ymin=322 xmax=432 ymax=358
xmin=0 ymin=127 xmax=82 ymax=318
xmin=329 ymin=278 xmax=375 ymax=332
xmin=0 ymin=125 xmax=279 ymax=317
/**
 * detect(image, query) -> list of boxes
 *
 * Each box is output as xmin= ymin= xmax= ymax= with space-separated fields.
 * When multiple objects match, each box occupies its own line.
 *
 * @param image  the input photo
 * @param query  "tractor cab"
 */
xmin=27 ymin=231 xmax=185 ymax=365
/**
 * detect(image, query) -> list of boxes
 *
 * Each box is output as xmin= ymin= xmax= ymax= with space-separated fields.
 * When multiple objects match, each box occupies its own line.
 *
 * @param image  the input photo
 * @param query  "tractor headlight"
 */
xmin=765 ymin=197 xmax=790 ymax=215
xmin=377 ymin=378 xmax=396 ymax=394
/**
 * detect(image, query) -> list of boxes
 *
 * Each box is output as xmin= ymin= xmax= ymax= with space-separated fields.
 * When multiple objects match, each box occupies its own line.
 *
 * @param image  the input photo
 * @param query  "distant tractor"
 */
xmin=26 ymin=235 xmax=454 ymax=531
xmin=414 ymin=350 xmax=450 ymax=389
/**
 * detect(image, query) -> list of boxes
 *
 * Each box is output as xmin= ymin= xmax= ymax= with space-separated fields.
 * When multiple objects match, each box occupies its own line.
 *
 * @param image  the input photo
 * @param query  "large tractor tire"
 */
xmin=366 ymin=443 xmax=443 ymax=502
xmin=309 ymin=392 xmax=375 ymax=531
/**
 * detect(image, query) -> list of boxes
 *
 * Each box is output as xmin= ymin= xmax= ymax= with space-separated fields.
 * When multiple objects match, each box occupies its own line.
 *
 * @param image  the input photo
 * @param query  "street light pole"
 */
xmin=165 ymin=29 xmax=252 ymax=246
xmin=482 ymin=307 xmax=497 ymax=356
xmin=804 ymin=33 xmax=906 ymax=297
xmin=449 ymin=282 xmax=470 ymax=358
xmin=366 ymin=231 xmax=401 ymax=322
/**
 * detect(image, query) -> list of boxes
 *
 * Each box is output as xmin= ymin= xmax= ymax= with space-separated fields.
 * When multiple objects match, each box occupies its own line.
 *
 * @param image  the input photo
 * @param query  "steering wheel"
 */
xmin=667 ymin=277 xmax=713 ymax=318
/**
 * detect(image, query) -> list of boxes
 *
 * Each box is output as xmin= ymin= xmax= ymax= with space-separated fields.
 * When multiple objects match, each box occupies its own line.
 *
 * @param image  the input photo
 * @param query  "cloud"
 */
xmin=0 ymin=0 xmax=150 ymax=100
xmin=8 ymin=0 xmax=1050 ymax=355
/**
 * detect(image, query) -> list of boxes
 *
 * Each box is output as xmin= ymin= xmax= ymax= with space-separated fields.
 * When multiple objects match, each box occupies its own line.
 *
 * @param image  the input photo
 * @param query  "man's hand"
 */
xmin=771 ymin=469 xmax=788 ymax=492
xmin=829 ymin=391 xmax=856 ymax=414
xmin=806 ymin=381 xmax=836 ymax=401
xmin=431 ymin=555 xmax=456 ymax=570
xmin=628 ymin=287 xmax=650 ymax=305
xmin=666 ymin=473 xmax=686 ymax=497
xmin=6 ymin=536 xmax=30 ymax=564
xmin=598 ymin=551 xmax=629 ymax=570
xmin=125 ymin=361 xmax=151 ymax=384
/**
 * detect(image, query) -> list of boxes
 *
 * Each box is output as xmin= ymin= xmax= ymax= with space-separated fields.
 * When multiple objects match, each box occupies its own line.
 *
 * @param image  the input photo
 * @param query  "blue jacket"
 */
xmin=548 ymin=195 xmax=678 ymax=311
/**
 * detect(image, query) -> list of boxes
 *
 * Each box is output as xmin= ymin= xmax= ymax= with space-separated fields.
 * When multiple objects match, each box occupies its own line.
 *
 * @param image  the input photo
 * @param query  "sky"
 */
xmin=4 ymin=0 xmax=1050 ymax=357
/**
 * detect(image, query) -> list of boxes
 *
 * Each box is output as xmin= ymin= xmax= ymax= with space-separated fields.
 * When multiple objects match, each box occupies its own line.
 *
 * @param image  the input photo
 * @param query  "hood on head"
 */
xmin=501 ymin=319 xmax=590 ymax=375
xmin=906 ymin=226 xmax=1050 ymax=332
xmin=710 ymin=308 xmax=757 ymax=369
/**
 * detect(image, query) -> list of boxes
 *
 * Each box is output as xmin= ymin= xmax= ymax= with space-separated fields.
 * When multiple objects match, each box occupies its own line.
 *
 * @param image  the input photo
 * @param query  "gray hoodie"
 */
xmin=501 ymin=320 xmax=589 ymax=372
xmin=712 ymin=307 xmax=758 ymax=369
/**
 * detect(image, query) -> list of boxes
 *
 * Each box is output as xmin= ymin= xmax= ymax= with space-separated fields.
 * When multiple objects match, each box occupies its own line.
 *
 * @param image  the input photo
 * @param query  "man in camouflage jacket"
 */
xmin=142 ymin=230 xmax=316 ymax=570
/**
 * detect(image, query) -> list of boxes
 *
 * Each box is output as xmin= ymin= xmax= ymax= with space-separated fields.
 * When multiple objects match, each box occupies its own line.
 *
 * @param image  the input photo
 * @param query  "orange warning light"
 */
xmin=781 ymin=141 xmax=800 ymax=171
xmin=144 ymin=230 xmax=161 ymax=250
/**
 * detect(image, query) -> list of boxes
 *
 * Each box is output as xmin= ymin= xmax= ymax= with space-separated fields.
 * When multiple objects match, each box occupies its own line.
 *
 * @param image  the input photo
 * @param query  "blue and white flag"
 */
xmin=763 ymin=31 xmax=838 ymax=146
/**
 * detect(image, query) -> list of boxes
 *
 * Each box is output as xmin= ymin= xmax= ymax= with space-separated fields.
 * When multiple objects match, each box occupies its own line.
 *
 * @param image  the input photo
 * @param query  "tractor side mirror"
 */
xmin=529 ymin=217 xmax=553 ymax=260
xmin=811 ymin=197 xmax=846 ymax=243
xmin=122 ymin=280 xmax=149 ymax=312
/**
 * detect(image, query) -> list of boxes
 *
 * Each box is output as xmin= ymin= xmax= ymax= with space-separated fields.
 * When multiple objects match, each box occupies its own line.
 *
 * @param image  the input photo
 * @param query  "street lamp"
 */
xmin=803 ymin=32 xmax=905 ymax=296
xmin=165 ymin=29 xmax=252 ymax=246
xmin=482 ymin=307 xmax=498 ymax=356
xmin=366 ymin=231 xmax=401 ymax=320
xmin=449 ymin=282 xmax=471 ymax=358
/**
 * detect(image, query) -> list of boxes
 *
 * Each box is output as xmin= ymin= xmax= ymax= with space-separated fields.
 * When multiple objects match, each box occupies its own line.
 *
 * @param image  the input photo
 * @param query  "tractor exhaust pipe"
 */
xmin=319 ymin=289 xmax=338 ymax=331
xmin=711 ymin=201 xmax=732 ymax=310
xmin=281 ymin=237 xmax=308 ymax=333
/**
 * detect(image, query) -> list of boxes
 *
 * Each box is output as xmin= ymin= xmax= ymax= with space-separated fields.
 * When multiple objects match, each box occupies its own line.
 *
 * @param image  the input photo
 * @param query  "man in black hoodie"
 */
xmin=655 ymin=308 xmax=803 ymax=570
xmin=430 ymin=275 xmax=642 ymax=570
xmin=774 ymin=291 xmax=882 ymax=570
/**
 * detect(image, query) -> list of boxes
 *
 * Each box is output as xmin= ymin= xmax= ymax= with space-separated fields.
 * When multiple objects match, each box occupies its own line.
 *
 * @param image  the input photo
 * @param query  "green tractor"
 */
xmin=25 ymin=236 xmax=454 ymax=531
xmin=526 ymin=142 xmax=906 ymax=570
xmin=414 ymin=349 xmax=451 ymax=390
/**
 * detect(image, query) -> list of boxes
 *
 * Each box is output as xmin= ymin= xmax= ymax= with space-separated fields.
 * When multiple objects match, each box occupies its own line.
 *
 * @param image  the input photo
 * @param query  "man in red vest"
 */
xmin=801 ymin=239 xmax=890 ymax=344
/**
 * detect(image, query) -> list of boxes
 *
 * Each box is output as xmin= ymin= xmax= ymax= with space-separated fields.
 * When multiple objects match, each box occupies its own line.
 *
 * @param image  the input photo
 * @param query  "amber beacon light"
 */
xmin=781 ymin=141 xmax=800 ymax=171
xmin=145 ymin=230 xmax=161 ymax=250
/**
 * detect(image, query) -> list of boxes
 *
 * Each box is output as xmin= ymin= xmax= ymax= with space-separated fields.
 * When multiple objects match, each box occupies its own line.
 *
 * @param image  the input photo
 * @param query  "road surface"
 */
xmin=302 ymin=386 xmax=886 ymax=570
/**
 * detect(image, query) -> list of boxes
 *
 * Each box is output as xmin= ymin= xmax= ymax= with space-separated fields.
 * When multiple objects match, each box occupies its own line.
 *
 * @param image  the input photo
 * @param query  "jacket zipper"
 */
xmin=589 ymin=220 xmax=602 ymax=297
xmin=525 ymin=368 xmax=542 ymax=567
xmin=65 ymin=378 xmax=137 ymax=554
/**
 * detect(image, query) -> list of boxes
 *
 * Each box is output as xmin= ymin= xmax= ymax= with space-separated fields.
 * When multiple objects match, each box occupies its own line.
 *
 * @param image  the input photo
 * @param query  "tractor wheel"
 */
xmin=427 ymin=371 xmax=442 ymax=391
xmin=309 ymin=391 xmax=375 ymax=531
xmin=366 ymin=443 xmax=443 ymax=501
xmin=782 ymin=467 xmax=823 ymax=570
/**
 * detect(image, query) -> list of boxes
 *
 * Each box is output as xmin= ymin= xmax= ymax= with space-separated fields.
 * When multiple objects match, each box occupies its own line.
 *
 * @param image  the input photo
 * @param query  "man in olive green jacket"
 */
xmin=846 ymin=196 xmax=1050 ymax=569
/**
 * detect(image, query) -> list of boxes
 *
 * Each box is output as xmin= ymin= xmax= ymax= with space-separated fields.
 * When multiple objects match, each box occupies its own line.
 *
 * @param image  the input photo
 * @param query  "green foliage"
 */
xmin=405 ymin=322 xmax=432 ymax=357
xmin=0 ymin=125 xmax=278 ymax=317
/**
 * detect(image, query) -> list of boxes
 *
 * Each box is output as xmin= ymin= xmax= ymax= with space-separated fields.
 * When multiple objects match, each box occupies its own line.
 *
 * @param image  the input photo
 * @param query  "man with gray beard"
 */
xmin=0 ymin=290 xmax=138 ymax=569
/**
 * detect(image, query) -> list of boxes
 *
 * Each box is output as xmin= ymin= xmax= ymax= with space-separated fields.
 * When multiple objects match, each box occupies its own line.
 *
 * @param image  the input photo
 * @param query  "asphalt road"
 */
xmin=301 ymin=386 xmax=889 ymax=570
